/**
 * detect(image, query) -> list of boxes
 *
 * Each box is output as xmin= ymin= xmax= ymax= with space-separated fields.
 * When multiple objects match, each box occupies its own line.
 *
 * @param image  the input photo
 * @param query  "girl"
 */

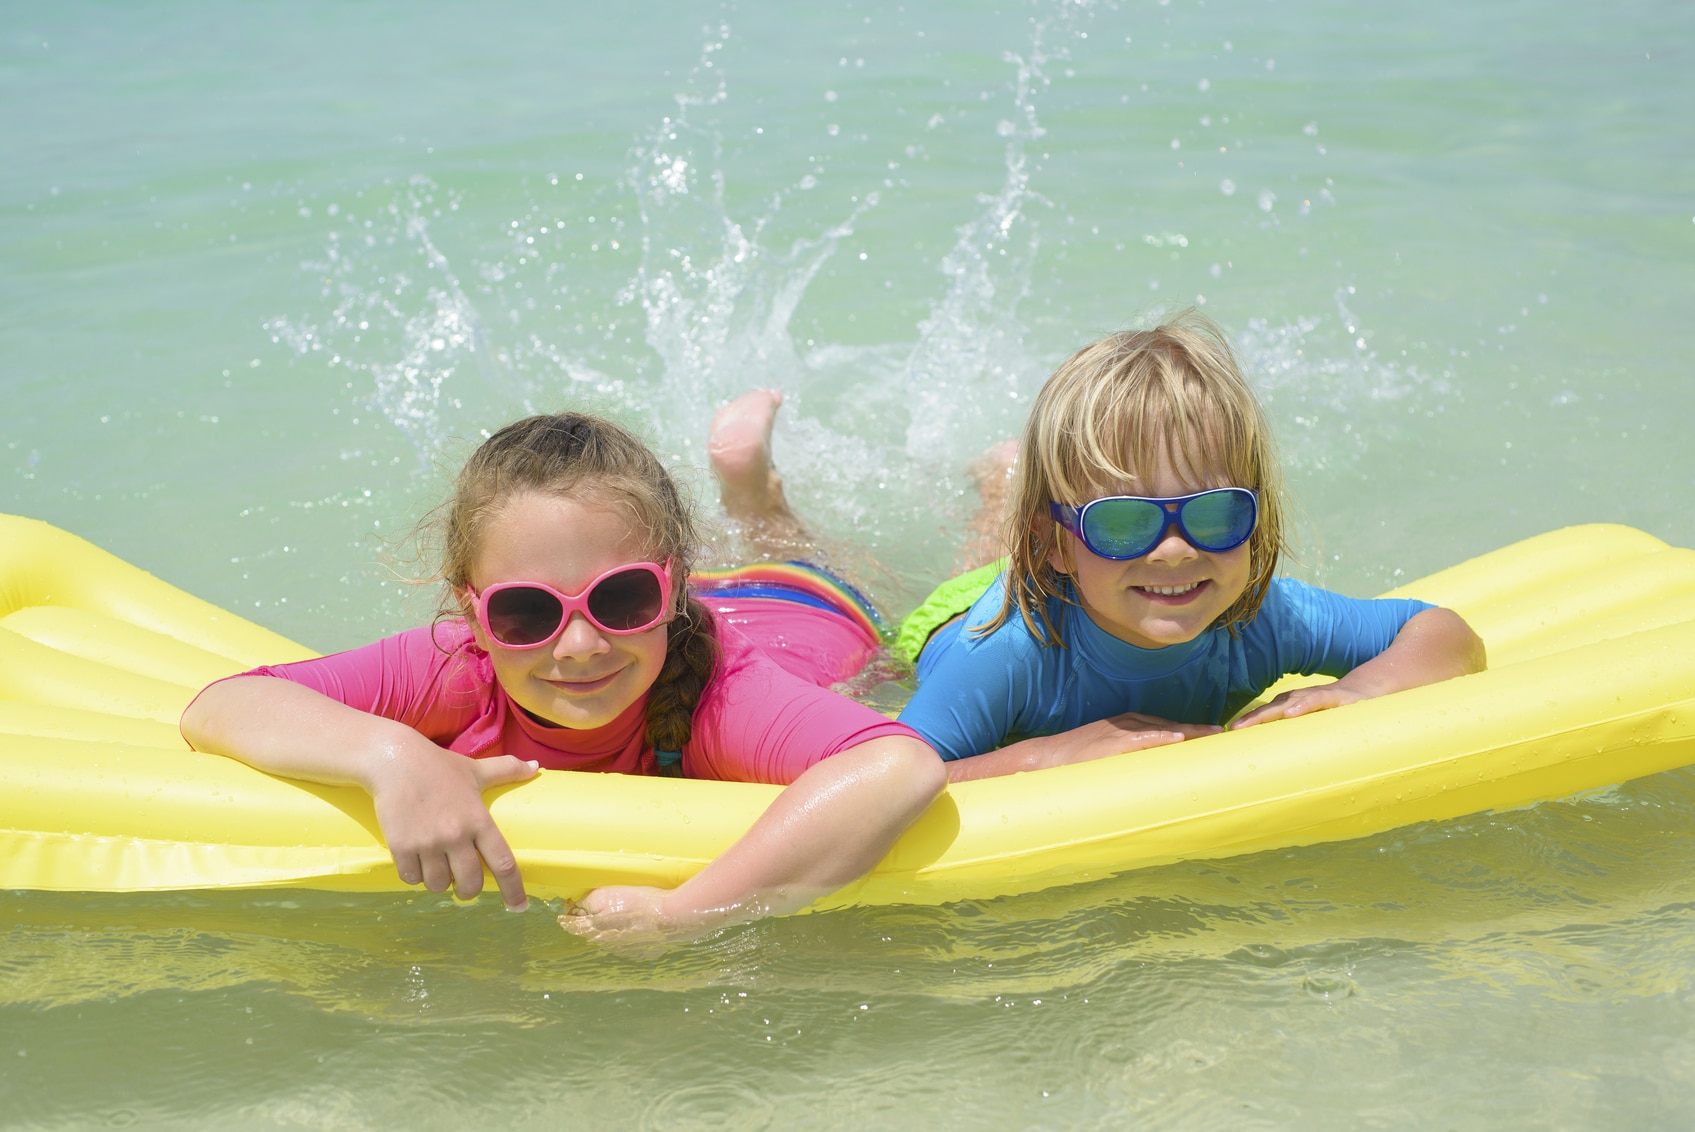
xmin=895 ymin=309 xmax=1486 ymax=780
xmin=181 ymin=402 xmax=945 ymax=943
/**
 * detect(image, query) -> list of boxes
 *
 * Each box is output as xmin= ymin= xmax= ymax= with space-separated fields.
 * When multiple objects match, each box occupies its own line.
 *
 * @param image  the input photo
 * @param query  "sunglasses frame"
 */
xmin=467 ymin=560 xmax=675 ymax=648
xmin=1049 ymin=488 xmax=1259 ymax=561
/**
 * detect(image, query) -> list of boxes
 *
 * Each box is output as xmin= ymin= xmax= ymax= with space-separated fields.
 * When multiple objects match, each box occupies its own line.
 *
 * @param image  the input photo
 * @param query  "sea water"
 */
xmin=4 ymin=1 xmax=1694 ymax=1127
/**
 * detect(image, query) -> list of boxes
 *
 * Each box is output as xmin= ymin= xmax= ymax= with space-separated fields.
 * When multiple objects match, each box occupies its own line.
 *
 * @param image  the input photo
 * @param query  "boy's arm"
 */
xmin=1232 ymin=606 xmax=1485 ymax=728
xmin=182 ymin=675 xmax=536 ymax=908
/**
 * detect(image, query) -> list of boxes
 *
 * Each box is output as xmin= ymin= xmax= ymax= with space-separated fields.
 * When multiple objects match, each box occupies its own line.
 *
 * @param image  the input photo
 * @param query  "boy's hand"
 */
xmin=1230 ymin=684 xmax=1366 ymax=729
xmin=947 ymin=712 xmax=1221 ymax=781
xmin=1232 ymin=607 xmax=1486 ymax=730
xmin=1048 ymin=712 xmax=1222 ymax=763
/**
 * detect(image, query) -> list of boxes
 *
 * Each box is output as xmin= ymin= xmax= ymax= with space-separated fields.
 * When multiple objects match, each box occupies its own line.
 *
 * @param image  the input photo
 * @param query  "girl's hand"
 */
xmin=1230 ymin=684 xmax=1365 ymax=729
xmin=365 ymin=744 xmax=538 ymax=911
xmin=557 ymin=886 xmax=697 ymax=951
xmin=183 ymin=676 xmax=540 ymax=909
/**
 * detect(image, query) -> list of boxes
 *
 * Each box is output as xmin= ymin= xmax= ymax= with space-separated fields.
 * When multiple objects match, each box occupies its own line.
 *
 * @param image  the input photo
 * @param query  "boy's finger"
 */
xmin=1117 ymin=730 xmax=1185 ymax=755
xmin=1231 ymin=706 xmax=1278 ymax=728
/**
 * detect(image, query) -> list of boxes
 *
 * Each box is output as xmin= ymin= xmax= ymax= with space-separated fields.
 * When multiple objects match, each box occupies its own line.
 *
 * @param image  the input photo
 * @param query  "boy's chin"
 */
xmin=1096 ymin=609 xmax=1215 ymax=649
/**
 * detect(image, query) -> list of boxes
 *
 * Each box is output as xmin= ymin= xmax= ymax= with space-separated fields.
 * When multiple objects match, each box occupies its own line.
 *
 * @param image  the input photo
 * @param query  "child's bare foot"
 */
xmin=709 ymin=390 xmax=811 ymax=559
xmin=960 ymin=439 xmax=1019 ymax=570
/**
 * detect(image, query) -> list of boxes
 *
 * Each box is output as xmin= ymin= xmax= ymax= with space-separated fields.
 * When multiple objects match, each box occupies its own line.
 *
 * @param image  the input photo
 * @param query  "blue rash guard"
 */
xmin=898 ymin=574 xmax=1434 ymax=762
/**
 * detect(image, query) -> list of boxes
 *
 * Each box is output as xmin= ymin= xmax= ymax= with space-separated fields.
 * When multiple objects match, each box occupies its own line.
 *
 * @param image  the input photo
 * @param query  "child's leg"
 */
xmin=711 ymin=389 xmax=1017 ymax=573
xmin=960 ymin=438 xmax=1018 ymax=572
xmin=708 ymin=390 xmax=817 ymax=562
xmin=709 ymin=393 xmax=1012 ymax=673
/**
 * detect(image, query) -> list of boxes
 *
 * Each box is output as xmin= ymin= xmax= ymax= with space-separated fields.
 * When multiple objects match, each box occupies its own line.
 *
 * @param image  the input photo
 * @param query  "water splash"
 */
xmin=263 ymin=1 xmax=1114 ymax=585
xmin=625 ymin=21 xmax=883 ymax=456
xmin=620 ymin=6 xmax=1105 ymax=549
xmin=1240 ymin=286 xmax=1456 ymax=473
xmin=898 ymin=28 xmax=1055 ymax=467
xmin=264 ymin=176 xmax=522 ymax=461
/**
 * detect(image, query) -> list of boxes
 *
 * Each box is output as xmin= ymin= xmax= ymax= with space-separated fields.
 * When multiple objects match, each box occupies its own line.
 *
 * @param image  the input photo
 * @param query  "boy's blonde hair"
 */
xmin=981 ymin=308 xmax=1286 ymax=646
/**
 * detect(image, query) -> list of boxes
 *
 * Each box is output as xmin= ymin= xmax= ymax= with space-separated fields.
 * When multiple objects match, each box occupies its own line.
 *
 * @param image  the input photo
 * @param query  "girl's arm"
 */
xmin=1231 ymin=606 xmax=1485 ymax=728
xmin=181 ymin=675 xmax=538 ymax=910
xmin=557 ymin=735 xmax=946 ymax=944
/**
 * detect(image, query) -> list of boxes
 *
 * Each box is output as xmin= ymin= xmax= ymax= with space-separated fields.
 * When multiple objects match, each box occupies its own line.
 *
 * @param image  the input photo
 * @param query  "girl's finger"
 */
xmin=392 ymin=851 xmax=425 ymax=888
xmin=474 ymin=827 xmax=528 ymax=911
xmin=446 ymin=843 xmax=487 ymax=901
xmin=558 ymin=911 xmax=597 ymax=938
xmin=418 ymin=851 xmax=454 ymax=894
xmin=473 ymin=755 xmax=540 ymax=791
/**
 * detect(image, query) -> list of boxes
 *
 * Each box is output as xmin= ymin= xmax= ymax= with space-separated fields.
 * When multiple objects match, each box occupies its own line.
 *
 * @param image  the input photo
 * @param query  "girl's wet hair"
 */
xmin=429 ymin=412 xmax=718 ymax=755
xmin=980 ymin=308 xmax=1287 ymax=646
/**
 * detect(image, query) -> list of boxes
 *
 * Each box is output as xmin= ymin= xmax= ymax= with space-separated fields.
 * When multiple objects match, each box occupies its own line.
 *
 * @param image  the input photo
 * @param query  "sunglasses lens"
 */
xmin=1182 ymin=490 xmax=1257 ymax=551
xmin=485 ymin=586 xmax=565 ymax=646
xmin=586 ymin=567 xmax=668 ymax=631
xmin=1081 ymin=499 xmax=1167 ymax=558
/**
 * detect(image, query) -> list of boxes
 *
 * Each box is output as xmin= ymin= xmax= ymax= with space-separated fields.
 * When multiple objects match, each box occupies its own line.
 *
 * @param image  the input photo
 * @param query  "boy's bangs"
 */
xmin=1055 ymin=381 xmax=1255 ymax=499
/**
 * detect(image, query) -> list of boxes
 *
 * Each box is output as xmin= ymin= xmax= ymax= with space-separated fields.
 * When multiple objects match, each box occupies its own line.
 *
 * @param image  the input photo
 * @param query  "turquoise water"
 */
xmin=4 ymin=1 xmax=1694 ymax=1126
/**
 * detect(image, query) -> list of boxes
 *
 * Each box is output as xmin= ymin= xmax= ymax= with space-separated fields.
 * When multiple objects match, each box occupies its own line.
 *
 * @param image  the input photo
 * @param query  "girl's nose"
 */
xmin=552 ymin=611 xmax=610 ymax=659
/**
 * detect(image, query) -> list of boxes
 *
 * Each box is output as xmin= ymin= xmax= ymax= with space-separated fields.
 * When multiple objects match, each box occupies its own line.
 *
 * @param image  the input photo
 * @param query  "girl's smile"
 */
xmin=538 ymin=669 xmax=627 ymax=698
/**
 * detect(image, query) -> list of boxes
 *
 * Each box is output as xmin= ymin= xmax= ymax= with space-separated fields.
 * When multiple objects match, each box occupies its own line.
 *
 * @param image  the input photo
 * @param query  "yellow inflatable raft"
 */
xmin=3 ymin=512 xmax=1694 ymax=908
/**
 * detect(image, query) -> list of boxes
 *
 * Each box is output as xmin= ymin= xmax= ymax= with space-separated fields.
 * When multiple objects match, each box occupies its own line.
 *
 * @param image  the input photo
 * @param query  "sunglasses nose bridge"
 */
xmin=1144 ymin=521 xmax=1201 ymax=561
xmin=550 ymin=607 xmax=611 ymax=656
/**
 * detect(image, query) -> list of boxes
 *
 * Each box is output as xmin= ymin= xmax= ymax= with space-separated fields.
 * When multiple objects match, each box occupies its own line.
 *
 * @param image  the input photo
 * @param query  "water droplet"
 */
xmin=1303 ymin=971 xmax=1355 ymax=1001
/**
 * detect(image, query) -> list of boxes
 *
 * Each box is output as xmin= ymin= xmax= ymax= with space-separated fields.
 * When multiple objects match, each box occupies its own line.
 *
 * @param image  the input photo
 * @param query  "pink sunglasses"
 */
xmin=468 ymin=561 xmax=674 ymax=648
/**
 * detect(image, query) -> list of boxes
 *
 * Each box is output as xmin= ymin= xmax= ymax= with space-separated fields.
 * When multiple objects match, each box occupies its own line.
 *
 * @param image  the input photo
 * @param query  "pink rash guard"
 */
xmin=220 ymin=595 xmax=918 ymax=786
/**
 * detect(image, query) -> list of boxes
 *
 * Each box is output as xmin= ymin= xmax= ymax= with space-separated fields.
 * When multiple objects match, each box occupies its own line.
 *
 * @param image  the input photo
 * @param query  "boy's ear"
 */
xmin=1043 ymin=521 xmax=1072 ymax=576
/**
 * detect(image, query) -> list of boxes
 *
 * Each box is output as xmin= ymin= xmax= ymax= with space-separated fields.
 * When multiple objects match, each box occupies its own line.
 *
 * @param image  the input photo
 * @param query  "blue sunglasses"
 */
xmin=1050 ymin=488 xmax=1259 ymax=560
